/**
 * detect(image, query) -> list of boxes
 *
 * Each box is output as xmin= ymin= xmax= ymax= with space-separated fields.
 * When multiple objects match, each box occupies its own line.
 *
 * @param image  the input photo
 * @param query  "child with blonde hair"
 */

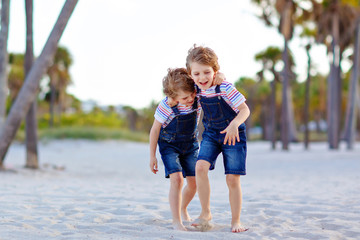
xmin=186 ymin=45 xmax=250 ymax=233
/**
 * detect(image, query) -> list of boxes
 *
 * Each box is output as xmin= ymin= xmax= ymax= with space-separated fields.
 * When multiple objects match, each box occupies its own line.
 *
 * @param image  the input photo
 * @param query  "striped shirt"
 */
xmin=197 ymin=81 xmax=246 ymax=113
xmin=154 ymin=97 xmax=200 ymax=128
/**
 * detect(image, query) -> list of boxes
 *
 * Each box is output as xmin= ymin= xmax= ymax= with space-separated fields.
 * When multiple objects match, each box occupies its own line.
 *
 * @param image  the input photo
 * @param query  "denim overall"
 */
xmin=159 ymin=99 xmax=198 ymax=143
xmin=199 ymin=85 xmax=245 ymax=132
xmin=158 ymin=99 xmax=199 ymax=178
xmin=197 ymin=85 xmax=247 ymax=175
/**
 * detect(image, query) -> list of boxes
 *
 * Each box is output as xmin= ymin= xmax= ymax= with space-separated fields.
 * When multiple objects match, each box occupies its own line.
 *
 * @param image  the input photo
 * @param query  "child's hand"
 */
xmin=167 ymin=97 xmax=178 ymax=107
xmin=150 ymin=156 xmax=158 ymax=174
xmin=220 ymin=121 xmax=240 ymax=145
xmin=213 ymin=72 xmax=226 ymax=85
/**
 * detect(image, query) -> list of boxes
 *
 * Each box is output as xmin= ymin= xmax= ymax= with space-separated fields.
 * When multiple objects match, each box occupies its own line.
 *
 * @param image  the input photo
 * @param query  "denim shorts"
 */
xmin=158 ymin=139 xmax=199 ymax=178
xmin=198 ymin=129 xmax=247 ymax=175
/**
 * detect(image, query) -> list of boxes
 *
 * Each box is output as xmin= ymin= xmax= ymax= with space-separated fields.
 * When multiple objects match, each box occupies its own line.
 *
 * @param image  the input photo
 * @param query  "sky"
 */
xmin=8 ymin=0 xmax=329 ymax=109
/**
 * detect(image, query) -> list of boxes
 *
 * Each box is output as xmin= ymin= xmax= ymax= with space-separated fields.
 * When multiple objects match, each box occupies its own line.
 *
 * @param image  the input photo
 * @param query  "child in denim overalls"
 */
xmin=186 ymin=45 xmax=250 ymax=233
xmin=149 ymin=68 xmax=224 ymax=231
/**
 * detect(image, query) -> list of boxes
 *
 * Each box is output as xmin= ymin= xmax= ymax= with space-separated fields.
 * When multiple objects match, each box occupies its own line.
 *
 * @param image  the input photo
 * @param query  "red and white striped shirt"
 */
xmin=197 ymin=81 xmax=246 ymax=113
xmin=154 ymin=97 xmax=200 ymax=128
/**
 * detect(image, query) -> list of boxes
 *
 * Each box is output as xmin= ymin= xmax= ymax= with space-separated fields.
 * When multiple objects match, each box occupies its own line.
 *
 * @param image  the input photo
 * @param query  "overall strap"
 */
xmin=192 ymin=96 xmax=198 ymax=109
xmin=171 ymin=105 xmax=180 ymax=115
xmin=196 ymin=85 xmax=201 ymax=94
xmin=215 ymin=85 xmax=221 ymax=94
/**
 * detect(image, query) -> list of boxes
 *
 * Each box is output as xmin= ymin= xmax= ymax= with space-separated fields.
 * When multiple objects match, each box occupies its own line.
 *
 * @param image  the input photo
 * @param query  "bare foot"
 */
xmin=191 ymin=218 xmax=214 ymax=232
xmin=191 ymin=213 xmax=212 ymax=227
xmin=231 ymin=222 xmax=248 ymax=233
xmin=172 ymin=222 xmax=187 ymax=231
xmin=181 ymin=209 xmax=192 ymax=222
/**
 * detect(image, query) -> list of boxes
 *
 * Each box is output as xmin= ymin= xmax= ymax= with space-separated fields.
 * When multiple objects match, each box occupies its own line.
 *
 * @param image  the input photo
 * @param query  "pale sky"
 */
xmin=8 ymin=0 xmax=329 ymax=109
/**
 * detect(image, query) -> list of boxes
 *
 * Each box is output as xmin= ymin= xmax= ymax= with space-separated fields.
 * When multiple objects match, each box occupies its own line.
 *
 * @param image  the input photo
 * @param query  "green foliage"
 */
xmin=137 ymin=100 xmax=158 ymax=132
xmin=15 ymin=110 xmax=148 ymax=142
xmin=54 ymin=46 xmax=73 ymax=68
xmin=234 ymin=76 xmax=271 ymax=128
xmin=37 ymin=111 xmax=126 ymax=129
xmin=291 ymin=74 xmax=327 ymax=124
xmin=68 ymin=94 xmax=82 ymax=112
xmin=255 ymin=46 xmax=282 ymax=62
xmin=15 ymin=127 xmax=148 ymax=142
xmin=257 ymin=80 xmax=272 ymax=99
xmin=341 ymin=0 xmax=360 ymax=7
xmin=5 ymin=97 xmax=12 ymax=113
xmin=39 ymin=127 xmax=149 ymax=142
xmin=8 ymin=53 xmax=26 ymax=106
xmin=9 ymin=53 xmax=24 ymax=65
xmin=300 ymin=26 xmax=317 ymax=38
xmin=235 ymin=77 xmax=257 ymax=98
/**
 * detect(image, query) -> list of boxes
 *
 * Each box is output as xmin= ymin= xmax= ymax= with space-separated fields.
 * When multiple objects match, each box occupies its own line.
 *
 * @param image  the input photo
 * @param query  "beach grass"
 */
xmin=15 ymin=127 xmax=149 ymax=142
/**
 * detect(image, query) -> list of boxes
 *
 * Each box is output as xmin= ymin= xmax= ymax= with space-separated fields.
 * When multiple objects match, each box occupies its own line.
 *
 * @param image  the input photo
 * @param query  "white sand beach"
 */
xmin=1 ymin=140 xmax=360 ymax=240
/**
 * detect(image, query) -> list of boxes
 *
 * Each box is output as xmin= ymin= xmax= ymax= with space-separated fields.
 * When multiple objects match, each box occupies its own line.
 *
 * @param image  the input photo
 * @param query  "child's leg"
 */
xmin=181 ymin=176 xmax=196 ymax=221
xmin=169 ymin=172 xmax=187 ymax=231
xmin=226 ymin=174 xmax=247 ymax=232
xmin=193 ymin=160 xmax=212 ymax=223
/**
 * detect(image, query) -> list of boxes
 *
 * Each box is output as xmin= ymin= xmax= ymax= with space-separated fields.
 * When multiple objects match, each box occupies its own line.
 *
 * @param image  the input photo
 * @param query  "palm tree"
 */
xmin=0 ymin=0 xmax=79 ymax=167
xmin=312 ymin=0 xmax=359 ymax=149
xmin=56 ymin=48 xmax=72 ymax=116
xmin=254 ymin=46 xmax=299 ymax=148
xmin=303 ymin=43 xmax=312 ymax=149
xmin=47 ymin=46 xmax=72 ymax=127
xmin=298 ymin=22 xmax=317 ymax=149
xmin=277 ymin=0 xmax=297 ymax=150
xmin=24 ymin=0 xmax=39 ymax=169
xmin=255 ymin=47 xmax=282 ymax=148
xmin=0 ymin=0 xmax=10 ymax=135
xmin=252 ymin=0 xmax=300 ymax=150
xmin=343 ymin=13 xmax=360 ymax=149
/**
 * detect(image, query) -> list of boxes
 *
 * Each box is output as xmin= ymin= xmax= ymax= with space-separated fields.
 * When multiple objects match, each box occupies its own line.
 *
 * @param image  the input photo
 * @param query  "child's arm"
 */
xmin=149 ymin=120 xmax=162 ymax=174
xmin=213 ymin=72 xmax=226 ymax=85
xmin=220 ymin=102 xmax=250 ymax=145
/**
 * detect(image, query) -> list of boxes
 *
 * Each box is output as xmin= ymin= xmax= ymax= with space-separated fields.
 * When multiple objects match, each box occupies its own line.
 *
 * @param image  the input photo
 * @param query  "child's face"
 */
xmin=190 ymin=62 xmax=216 ymax=90
xmin=174 ymin=90 xmax=196 ymax=107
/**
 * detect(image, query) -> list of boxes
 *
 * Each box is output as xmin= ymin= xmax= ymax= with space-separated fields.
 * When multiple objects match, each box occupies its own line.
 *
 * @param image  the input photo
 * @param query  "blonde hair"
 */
xmin=163 ymin=68 xmax=195 ymax=98
xmin=186 ymin=45 xmax=220 ymax=74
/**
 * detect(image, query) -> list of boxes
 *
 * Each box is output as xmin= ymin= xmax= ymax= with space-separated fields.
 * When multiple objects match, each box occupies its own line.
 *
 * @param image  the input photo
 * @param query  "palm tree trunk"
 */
xmin=270 ymin=80 xmax=276 ymax=149
xmin=0 ymin=0 xmax=10 ymax=136
xmin=24 ymin=0 xmax=39 ymax=169
xmin=343 ymin=18 xmax=360 ymax=149
xmin=0 ymin=0 xmax=78 ymax=166
xmin=49 ymin=78 xmax=56 ymax=127
xmin=287 ymin=86 xmax=298 ymax=142
xmin=281 ymin=38 xmax=290 ymax=150
xmin=260 ymin=99 xmax=268 ymax=140
xmin=58 ymin=84 xmax=64 ymax=120
xmin=304 ymin=45 xmax=311 ymax=149
xmin=244 ymin=98 xmax=253 ymax=140
xmin=328 ymin=10 xmax=341 ymax=149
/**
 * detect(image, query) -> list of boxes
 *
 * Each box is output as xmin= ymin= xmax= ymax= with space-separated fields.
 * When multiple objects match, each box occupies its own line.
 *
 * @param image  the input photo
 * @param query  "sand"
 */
xmin=1 ymin=140 xmax=359 ymax=240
